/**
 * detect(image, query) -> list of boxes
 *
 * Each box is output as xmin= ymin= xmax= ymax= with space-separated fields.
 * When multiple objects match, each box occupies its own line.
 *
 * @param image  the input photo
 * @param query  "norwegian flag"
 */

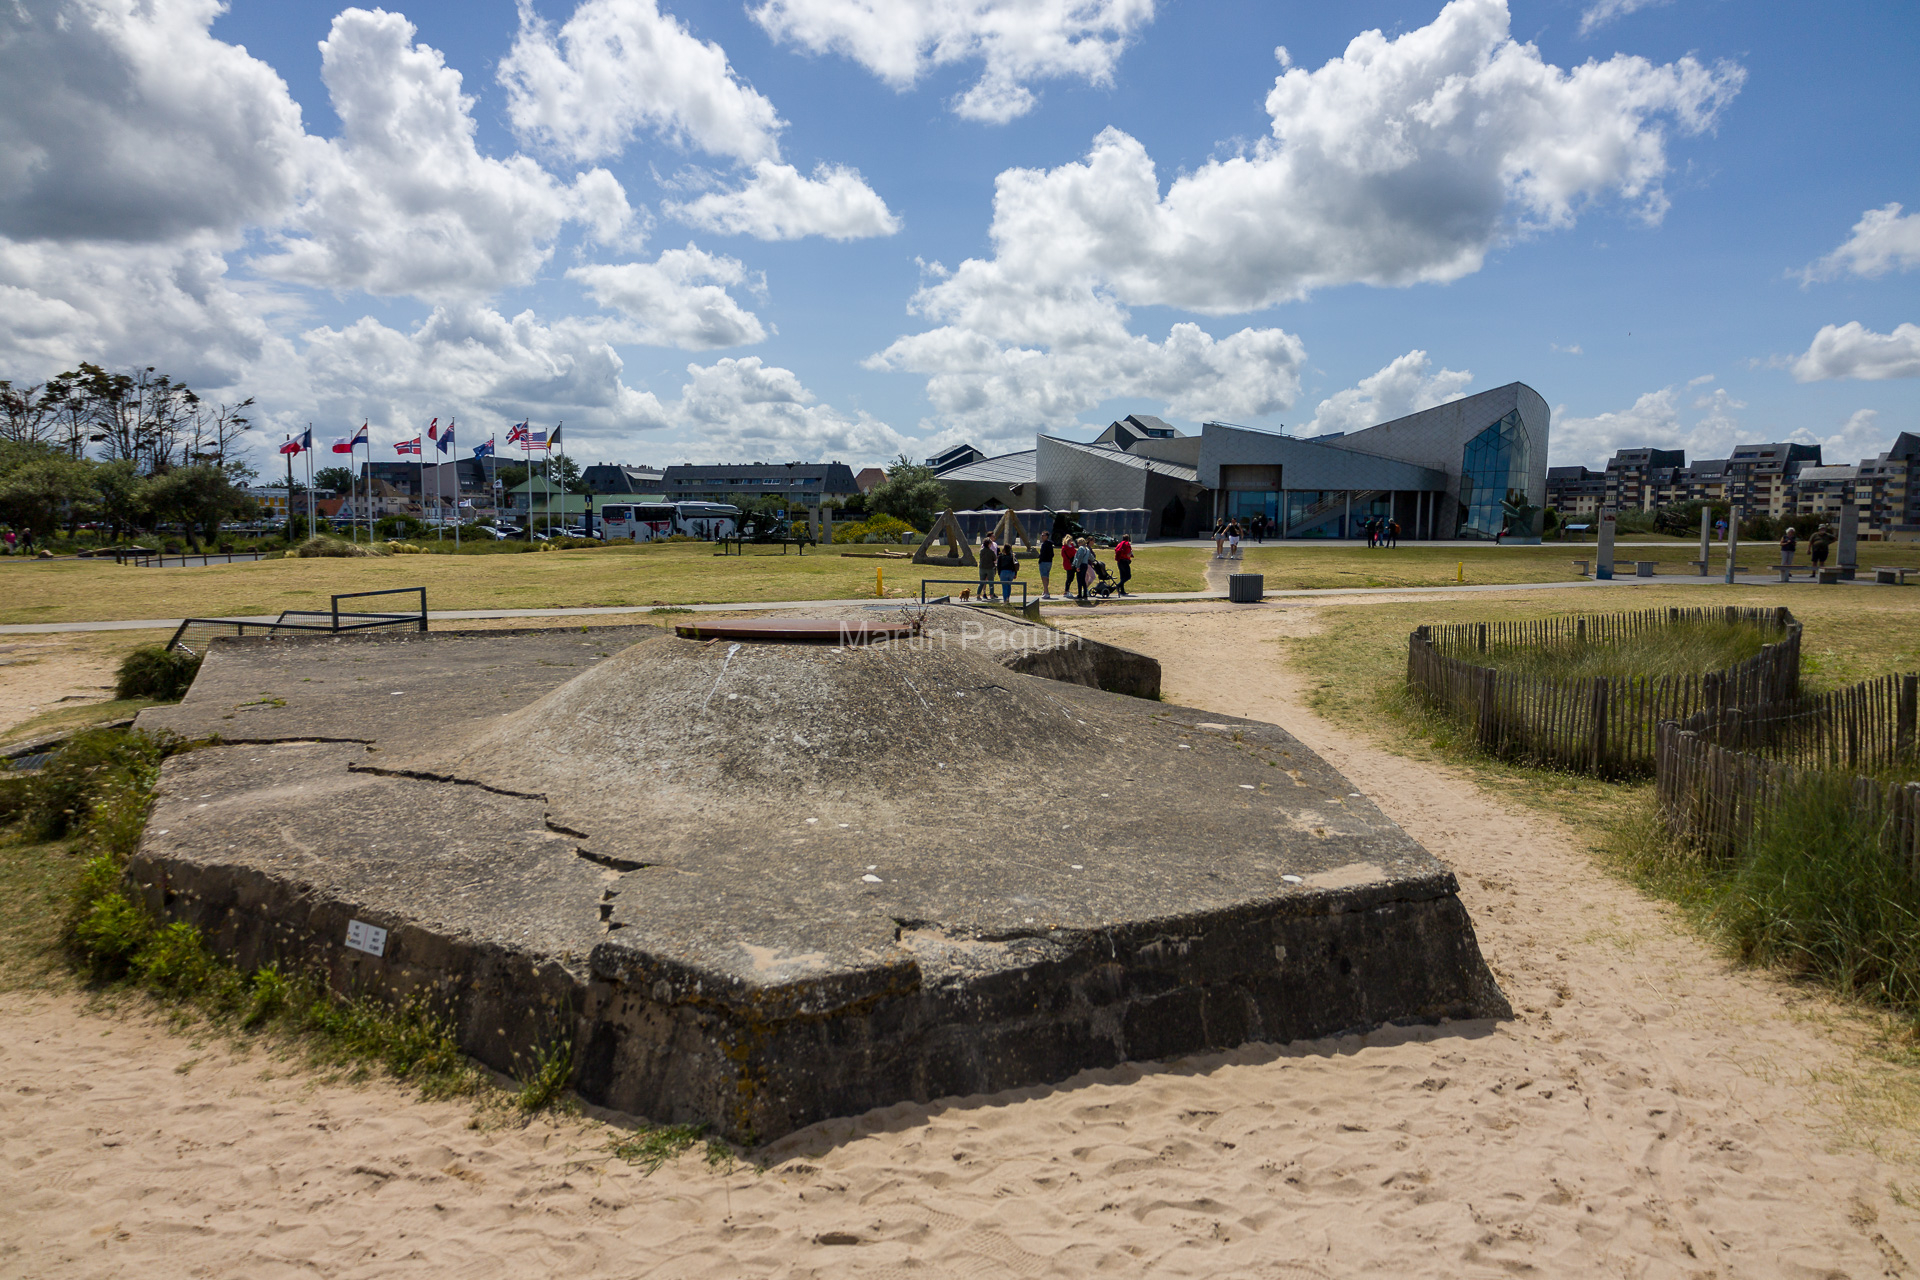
xmin=395 ymin=437 xmax=422 ymax=456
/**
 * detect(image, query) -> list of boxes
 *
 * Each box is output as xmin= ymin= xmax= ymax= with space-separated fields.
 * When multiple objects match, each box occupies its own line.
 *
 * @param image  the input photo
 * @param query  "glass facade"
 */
xmin=1226 ymin=490 xmax=1278 ymax=525
xmin=1456 ymin=411 xmax=1533 ymax=539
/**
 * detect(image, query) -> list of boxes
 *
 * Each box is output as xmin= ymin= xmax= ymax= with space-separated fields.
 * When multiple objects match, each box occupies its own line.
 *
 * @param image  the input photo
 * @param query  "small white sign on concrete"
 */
xmin=344 ymin=919 xmax=388 ymax=957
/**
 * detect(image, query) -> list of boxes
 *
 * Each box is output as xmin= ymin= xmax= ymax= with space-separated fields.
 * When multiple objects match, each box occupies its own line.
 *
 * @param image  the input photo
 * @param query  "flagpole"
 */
xmin=305 ymin=426 xmax=314 ymax=538
xmin=418 ymin=424 xmax=426 ymax=538
xmin=451 ymin=419 xmax=460 ymax=551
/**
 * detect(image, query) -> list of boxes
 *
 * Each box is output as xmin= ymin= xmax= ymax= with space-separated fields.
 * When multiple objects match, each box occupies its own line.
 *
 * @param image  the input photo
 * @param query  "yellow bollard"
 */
xmin=876 ymin=565 xmax=884 ymax=598
xmin=1457 ymin=561 xmax=1464 ymax=583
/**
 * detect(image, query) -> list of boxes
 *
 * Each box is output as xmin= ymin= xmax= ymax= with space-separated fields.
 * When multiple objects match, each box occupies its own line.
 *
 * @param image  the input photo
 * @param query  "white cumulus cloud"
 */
xmin=1302 ymin=350 xmax=1473 ymax=436
xmin=251 ymin=8 xmax=633 ymax=301
xmin=929 ymin=0 xmax=1741 ymax=317
xmin=667 ymin=161 xmax=901 ymax=241
xmin=1801 ymin=204 xmax=1920 ymax=283
xmin=1790 ymin=322 xmax=1920 ymax=382
xmin=499 ymin=0 xmax=784 ymax=165
xmin=673 ymin=357 xmax=906 ymax=458
xmin=1552 ymin=382 xmax=1745 ymax=469
xmin=1577 ymin=0 xmax=1669 ymax=37
xmin=296 ymin=304 xmax=672 ymax=445
xmin=569 ymin=245 xmax=767 ymax=348
xmin=750 ymin=0 xmax=1156 ymax=123
xmin=0 ymin=0 xmax=310 ymax=244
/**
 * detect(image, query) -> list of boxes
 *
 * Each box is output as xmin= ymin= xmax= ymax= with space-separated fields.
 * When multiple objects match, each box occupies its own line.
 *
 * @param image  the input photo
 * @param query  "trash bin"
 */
xmin=1228 ymin=573 xmax=1263 ymax=603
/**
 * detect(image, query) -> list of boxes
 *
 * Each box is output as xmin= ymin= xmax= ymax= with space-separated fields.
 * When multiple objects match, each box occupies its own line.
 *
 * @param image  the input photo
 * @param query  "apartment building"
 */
xmin=1546 ymin=465 xmax=1606 ymax=517
xmin=1602 ymin=448 xmax=1685 ymax=510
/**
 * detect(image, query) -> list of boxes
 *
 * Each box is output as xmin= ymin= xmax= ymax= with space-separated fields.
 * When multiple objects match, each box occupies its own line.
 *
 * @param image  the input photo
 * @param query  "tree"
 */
xmin=0 ymin=381 xmax=60 ymax=444
xmin=0 ymin=443 xmax=99 ymax=540
xmin=313 ymin=466 xmax=355 ymax=494
xmin=90 ymin=458 xmax=148 ymax=540
xmin=866 ymin=455 xmax=946 ymax=531
xmin=145 ymin=464 xmax=257 ymax=550
xmin=495 ymin=463 xmax=529 ymax=490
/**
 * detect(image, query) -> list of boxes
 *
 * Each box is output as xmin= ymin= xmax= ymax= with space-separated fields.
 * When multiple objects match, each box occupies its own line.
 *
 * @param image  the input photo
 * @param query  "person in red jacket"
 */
xmin=1114 ymin=535 xmax=1134 ymax=596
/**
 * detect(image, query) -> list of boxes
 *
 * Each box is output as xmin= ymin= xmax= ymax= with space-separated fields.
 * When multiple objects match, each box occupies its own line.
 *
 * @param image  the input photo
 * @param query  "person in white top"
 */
xmin=1227 ymin=521 xmax=1242 ymax=556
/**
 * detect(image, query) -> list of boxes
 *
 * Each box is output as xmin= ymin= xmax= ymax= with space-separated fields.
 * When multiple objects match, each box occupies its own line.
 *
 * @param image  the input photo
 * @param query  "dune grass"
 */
xmin=1281 ymin=584 xmax=1920 ymax=1028
xmin=1475 ymin=618 xmax=1776 ymax=681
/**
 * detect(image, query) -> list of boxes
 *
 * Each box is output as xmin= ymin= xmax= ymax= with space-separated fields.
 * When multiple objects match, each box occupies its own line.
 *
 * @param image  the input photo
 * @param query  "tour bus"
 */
xmin=598 ymin=501 xmax=741 ymax=542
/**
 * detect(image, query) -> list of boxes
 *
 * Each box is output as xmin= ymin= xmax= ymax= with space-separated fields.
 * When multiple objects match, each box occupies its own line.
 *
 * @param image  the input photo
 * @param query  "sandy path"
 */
xmin=0 ymin=634 xmax=157 ymax=742
xmin=4 ymin=604 xmax=1918 ymax=1277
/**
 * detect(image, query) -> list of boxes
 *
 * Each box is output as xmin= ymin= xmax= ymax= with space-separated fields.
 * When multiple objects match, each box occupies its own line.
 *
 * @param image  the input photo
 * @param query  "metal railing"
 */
xmin=166 ymin=587 xmax=427 ymax=656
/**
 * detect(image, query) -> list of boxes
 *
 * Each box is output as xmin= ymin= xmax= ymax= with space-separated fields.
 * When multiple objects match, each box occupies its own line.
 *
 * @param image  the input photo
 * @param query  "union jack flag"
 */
xmin=507 ymin=420 xmax=529 ymax=444
xmin=395 ymin=437 xmax=422 ymax=456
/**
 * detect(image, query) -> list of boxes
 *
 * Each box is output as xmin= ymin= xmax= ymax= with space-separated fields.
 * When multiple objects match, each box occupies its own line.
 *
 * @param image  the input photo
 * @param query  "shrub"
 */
xmin=375 ymin=515 xmax=428 ymax=541
xmin=833 ymin=513 xmax=920 ymax=544
xmin=294 ymin=535 xmax=386 ymax=558
xmin=114 ymin=645 xmax=202 ymax=701
xmin=19 ymin=727 xmax=173 ymax=840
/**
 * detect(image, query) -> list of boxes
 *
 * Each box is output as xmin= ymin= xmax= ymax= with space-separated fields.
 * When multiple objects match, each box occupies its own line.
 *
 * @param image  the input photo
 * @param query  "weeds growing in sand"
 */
xmin=610 ymin=1122 xmax=737 ymax=1174
xmin=514 ymin=1028 xmax=577 ymax=1113
xmin=0 ymin=725 xmax=482 ymax=1097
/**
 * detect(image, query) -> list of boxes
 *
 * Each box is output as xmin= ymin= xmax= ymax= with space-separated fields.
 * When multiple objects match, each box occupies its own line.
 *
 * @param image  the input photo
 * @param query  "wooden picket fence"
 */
xmin=1655 ymin=674 xmax=1920 ymax=866
xmin=1406 ymin=606 xmax=1801 ymax=778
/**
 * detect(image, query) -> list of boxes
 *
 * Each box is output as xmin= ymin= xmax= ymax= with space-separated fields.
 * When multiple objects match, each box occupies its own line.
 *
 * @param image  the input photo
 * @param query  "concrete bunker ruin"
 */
xmin=132 ymin=608 xmax=1509 ymax=1142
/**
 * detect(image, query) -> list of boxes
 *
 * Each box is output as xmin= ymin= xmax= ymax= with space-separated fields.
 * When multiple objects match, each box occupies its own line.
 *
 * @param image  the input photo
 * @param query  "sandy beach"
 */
xmin=4 ymin=600 xmax=1918 ymax=1277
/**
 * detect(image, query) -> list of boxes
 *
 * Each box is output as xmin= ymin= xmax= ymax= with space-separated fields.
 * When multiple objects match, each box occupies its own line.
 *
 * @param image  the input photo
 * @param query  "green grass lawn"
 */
xmin=0 ymin=542 xmax=1213 ymax=624
xmin=1234 ymin=540 xmax=1920 ymax=591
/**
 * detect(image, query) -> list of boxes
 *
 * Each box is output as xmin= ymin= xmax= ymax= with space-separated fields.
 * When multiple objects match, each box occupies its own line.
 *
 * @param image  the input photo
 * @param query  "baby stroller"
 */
xmin=1089 ymin=559 xmax=1120 ymax=598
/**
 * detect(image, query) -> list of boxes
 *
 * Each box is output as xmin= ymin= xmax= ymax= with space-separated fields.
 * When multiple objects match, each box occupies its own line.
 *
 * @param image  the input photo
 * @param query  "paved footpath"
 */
xmin=0 ymin=570 xmax=1859 ymax=636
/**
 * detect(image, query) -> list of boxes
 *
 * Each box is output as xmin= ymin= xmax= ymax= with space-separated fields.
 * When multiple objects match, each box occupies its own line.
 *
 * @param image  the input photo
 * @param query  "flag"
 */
xmin=279 ymin=435 xmax=303 ymax=456
xmin=527 ymin=429 xmax=549 ymax=452
xmin=329 ymin=436 xmax=353 ymax=454
xmin=297 ymin=427 xmax=312 ymax=451
xmin=549 ymin=424 xmax=562 ymax=449
xmin=471 ymin=438 xmax=495 ymax=458
xmin=426 ymin=418 xmax=440 ymax=444
xmin=350 ymin=423 xmax=368 ymax=448
xmin=395 ymin=437 xmax=421 ymax=456
xmin=507 ymin=421 xmax=529 ymax=444
xmin=437 ymin=419 xmax=455 ymax=453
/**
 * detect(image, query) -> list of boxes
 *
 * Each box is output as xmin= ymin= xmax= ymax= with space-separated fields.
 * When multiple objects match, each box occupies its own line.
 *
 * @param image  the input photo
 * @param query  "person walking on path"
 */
xmin=1212 ymin=519 xmax=1225 ymax=559
xmin=1059 ymin=535 xmax=1075 ymax=597
xmin=1779 ymin=527 xmax=1799 ymax=578
xmin=996 ymin=541 xmax=1018 ymax=602
xmin=1388 ymin=519 xmax=1401 ymax=549
xmin=1227 ymin=521 xmax=1242 ymax=558
xmin=977 ymin=533 xmax=996 ymax=599
xmin=1114 ymin=535 xmax=1134 ymax=595
xmin=1073 ymin=539 xmax=1094 ymax=603
xmin=1037 ymin=531 xmax=1055 ymax=598
xmin=1809 ymin=525 xmax=1833 ymax=576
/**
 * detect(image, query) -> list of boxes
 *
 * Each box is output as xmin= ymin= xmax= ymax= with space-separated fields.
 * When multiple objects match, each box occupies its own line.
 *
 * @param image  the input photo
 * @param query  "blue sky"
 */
xmin=2 ymin=0 xmax=1916 ymax=474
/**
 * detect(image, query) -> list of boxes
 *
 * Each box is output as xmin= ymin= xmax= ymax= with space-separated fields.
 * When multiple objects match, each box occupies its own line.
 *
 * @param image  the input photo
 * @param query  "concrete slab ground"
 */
xmin=130 ymin=611 xmax=1507 ymax=1141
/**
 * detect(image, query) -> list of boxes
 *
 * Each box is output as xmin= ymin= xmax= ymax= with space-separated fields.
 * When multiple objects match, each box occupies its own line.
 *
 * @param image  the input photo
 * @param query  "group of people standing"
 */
xmin=1778 ymin=525 xmax=1836 ymax=579
xmin=974 ymin=530 xmax=1134 ymax=602
xmin=1363 ymin=516 xmax=1401 ymax=547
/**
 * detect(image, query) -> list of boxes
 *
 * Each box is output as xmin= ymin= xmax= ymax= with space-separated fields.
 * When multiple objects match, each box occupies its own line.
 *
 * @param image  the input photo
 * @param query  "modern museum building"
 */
xmin=934 ymin=381 xmax=1551 ymax=542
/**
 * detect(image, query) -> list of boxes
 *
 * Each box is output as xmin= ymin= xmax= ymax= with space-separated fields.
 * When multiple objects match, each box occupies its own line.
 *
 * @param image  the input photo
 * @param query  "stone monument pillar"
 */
xmin=1595 ymin=508 xmax=1617 ymax=580
xmin=1725 ymin=506 xmax=1742 ymax=584
xmin=1698 ymin=507 xmax=1712 ymax=577
xmin=1838 ymin=502 xmax=1859 ymax=578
